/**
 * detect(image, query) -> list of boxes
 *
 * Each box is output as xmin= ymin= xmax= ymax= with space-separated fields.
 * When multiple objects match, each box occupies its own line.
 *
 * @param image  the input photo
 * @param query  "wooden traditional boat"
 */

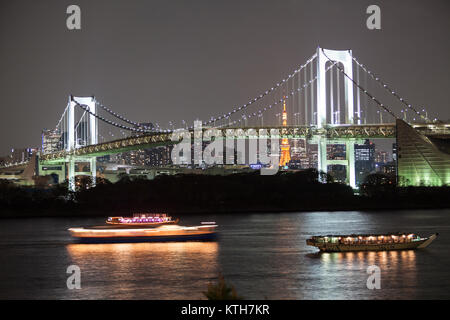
xmin=306 ymin=232 xmax=438 ymax=252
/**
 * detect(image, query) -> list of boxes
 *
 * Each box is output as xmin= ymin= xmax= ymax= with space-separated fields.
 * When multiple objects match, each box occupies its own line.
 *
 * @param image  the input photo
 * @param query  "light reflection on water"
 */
xmin=64 ymin=242 xmax=219 ymax=299
xmin=310 ymin=250 xmax=417 ymax=299
xmin=0 ymin=210 xmax=449 ymax=299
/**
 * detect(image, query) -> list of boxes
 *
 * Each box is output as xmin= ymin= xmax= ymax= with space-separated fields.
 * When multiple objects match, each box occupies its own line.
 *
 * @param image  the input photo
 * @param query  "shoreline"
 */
xmin=1 ymin=202 xmax=449 ymax=219
xmin=2 ymin=171 xmax=450 ymax=219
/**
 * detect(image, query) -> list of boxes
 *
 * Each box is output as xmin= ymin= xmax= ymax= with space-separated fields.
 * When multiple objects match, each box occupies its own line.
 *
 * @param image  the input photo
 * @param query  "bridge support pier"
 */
xmin=68 ymin=157 xmax=76 ymax=192
xmin=316 ymin=137 xmax=361 ymax=189
xmin=317 ymin=136 xmax=328 ymax=182
xmin=36 ymin=159 xmax=66 ymax=185
xmin=67 ymin=156 xmax=97 ymax=192
xmin=90 ymin=157 xmax=96 ymax=186
xmin=346 ymin=140 xmax=356 ymax=189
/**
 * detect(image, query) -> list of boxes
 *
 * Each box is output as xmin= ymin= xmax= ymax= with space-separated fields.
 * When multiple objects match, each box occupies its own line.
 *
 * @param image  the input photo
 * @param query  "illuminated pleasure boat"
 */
xmin=306 ymin=232 xmax=438 ymax=252
xmin=106 ymin=213 xmax=179 ymax=228
xmin=68 ymin=223 xmax=218 ymax=243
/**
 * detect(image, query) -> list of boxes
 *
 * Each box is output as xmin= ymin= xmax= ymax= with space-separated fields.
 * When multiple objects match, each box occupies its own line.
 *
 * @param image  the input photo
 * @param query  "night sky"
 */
xmin=0 ymin=0 xmax=449 ymax=154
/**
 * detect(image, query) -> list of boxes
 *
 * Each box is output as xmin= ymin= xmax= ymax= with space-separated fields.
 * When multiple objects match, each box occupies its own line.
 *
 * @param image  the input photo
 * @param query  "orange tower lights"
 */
xmin=279 ymin=99 xmax=291 ymax=167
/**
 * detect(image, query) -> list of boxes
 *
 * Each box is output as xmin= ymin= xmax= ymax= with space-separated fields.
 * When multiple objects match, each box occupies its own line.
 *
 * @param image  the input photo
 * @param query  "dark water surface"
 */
xmin=0 ymin=209 xmax=449 ymax=299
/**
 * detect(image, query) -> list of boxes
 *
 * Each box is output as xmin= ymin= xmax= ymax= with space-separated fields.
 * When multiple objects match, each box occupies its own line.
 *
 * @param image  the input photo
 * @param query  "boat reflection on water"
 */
xmin=66 ymin=241 xmax=219 ymax=256
xmin=311 ymin=249 xmax=418 ymax=299
xmin=319 ymin=249 xmax=417 ymax=266
xmin=65 ymin=242 xmax=219 ymax=299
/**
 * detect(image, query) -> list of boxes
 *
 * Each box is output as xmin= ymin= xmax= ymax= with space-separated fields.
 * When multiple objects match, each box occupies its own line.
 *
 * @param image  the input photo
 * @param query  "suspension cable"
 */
xmin=321 ymin=49 xmax=398 ymax=120
xmin=96 ymin=101 xmax=157 ymax=130
xmin=352 ymin=55 xmax=428 ymax=121
xmin=189 ymin=53 xmax=318 ymax=129
xmin=55 ymin=102 xmax=69 ymax=131
xmin=63 ymin=66 xmax=333 ymax=138
xmin=71 ymin=54 xmax=335 ymax=132
xmin=88 ymin=54 xmax=318 ymax=132
xmin=223 ymin=60 xmax=339 ymax=127
xmin=73 ymin=100 xmax=168 ymax=133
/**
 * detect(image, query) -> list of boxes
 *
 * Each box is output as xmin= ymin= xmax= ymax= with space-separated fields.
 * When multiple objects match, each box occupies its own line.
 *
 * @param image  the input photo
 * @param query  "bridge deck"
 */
xmin=38 ymin=123 xmax=450 ymax=164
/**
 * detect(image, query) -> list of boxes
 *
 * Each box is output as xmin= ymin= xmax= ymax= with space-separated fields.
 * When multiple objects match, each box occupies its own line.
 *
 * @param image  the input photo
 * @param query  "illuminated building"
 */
xmin=396 ymin=119 xmax=450 ymax=186
xmin=279 ymin=99 xmax=291 ymax=167
xmin=105 ymin=145 xmax=174 ymax=167
xmin=4 ymin=147 xmax=36 ymax=164
xmin=354 ymin=139 xmax=375 ymax=186
xmin=290 ymin=139 xmax=305 ymax=161
xmin=328 ymin=144 xmax=346 ymax=160
xmin=380 ymin=161 xmax=396 ymax=175
xmin=41 ymin=129 xmax=61 ymax=154
xmin=326 ymin=144 xmax=347 ymax=182
xmin=375 ymin=150 xmax=388 ymax=164
xmin=145 ymin=146 xmax=173 ymax=167
xmin=307 ymin=144 xmax=318 ymax=169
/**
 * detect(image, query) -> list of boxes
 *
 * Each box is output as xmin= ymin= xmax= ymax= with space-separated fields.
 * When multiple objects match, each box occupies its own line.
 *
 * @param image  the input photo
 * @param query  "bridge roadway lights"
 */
xmin=39 ymin=124 xmax=397 ymax=165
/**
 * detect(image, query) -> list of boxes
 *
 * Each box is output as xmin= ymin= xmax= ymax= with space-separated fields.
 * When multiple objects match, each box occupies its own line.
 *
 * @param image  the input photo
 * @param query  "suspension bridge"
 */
xmin=3 ymin=47 xmax=450 ymax=190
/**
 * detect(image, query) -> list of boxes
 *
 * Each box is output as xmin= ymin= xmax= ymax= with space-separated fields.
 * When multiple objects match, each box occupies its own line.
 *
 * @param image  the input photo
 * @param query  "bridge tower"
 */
xmin=279 ymin=99 xmax=291 ymax=168
xmin=67 ymin=95 xmax=98 ymax=191
xmin=316 ymin=47 xmax=358 ymax=188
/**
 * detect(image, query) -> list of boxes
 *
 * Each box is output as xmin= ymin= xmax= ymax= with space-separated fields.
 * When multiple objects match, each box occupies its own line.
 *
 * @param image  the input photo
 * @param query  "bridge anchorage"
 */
xmin=34 ymin=47 xmax=450 ymax=190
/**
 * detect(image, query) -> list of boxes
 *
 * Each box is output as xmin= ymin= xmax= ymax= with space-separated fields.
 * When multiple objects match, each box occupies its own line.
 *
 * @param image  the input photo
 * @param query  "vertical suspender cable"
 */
xmin=64 ymin=109 xmax=66 ymax=149
xmin=336 ymin=65 xmax=340 ymax=124
xmin=310 ymin=60 xmax=314 ymax=125
xmin=88 ymin=112 xmax=90 ymax=145
xmin=289 ymin=76 xmax=292 ymax=125
xmin=85 ymin=113 xmax=87 ymax=145
xmin=292 ymin=70 xmax=295 ymax=125
xmin=368 ymin=72 xmax=372 ymax=123
xmin=289 ymin=77 xmax=292 ymax=125
xmin=330 ymin=64 xmax=334 ymax=124
xmin=364 ymin=70 xmax=368 ymax=124
xmin=304 ymin=65 xmax=308 ymax=125
xmin=298 ymin=67 xmax=301 ymax=126
xmin=356 ymin=62 xmax=361 ymax=124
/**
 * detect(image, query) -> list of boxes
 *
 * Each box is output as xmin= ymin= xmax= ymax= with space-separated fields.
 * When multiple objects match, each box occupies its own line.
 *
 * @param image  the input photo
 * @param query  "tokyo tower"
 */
xmin=279 ymin=99 xmax=291 ymax=167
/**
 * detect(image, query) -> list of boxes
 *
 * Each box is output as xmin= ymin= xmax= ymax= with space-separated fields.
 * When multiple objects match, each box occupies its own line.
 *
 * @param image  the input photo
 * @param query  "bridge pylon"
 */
xmin=316 ymin=47 xmax=355 ymax=127
xmin=67 ymin=95 xmax=98 ymax=191
xmin=37 ymin=95 xmax=99 ymax=191
xmin=315 ymin=47 xmax=358 ymax=187
xmin=67 ymin=95 xmax=98 ymax=150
